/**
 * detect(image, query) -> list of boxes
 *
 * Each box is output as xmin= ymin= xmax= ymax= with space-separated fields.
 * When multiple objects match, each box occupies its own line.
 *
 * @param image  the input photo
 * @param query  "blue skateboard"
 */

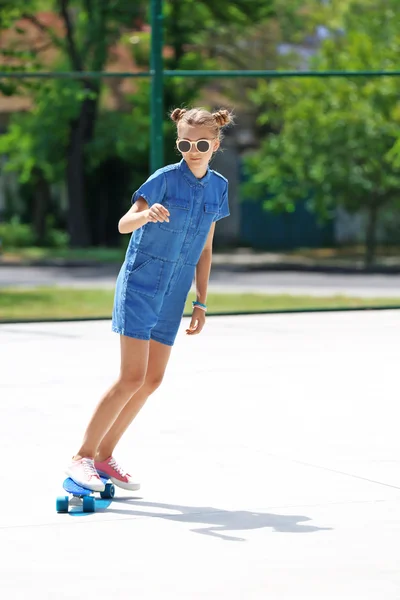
xmin=56 ymin=476 xmax=115 ymax=513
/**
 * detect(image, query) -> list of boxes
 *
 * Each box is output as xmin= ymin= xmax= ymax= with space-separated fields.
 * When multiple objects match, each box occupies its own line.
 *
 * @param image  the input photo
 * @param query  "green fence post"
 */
xmin=150 ymin=0 xmax=164 ymax=172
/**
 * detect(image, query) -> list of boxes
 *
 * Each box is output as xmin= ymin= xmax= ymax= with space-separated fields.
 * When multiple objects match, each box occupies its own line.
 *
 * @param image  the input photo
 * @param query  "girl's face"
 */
xmin=177 ymin=123 xmax=220 ymax=176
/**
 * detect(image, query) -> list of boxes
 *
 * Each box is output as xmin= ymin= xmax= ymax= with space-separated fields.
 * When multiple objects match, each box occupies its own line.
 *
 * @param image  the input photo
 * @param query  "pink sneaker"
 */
xmin=95 ymin=456 xmax=140 ymax=491
xmin=65 ymin=457 xmax=105 ymax=492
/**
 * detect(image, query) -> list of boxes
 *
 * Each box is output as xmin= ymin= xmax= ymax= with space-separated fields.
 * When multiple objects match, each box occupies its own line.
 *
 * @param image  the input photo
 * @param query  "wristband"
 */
xmin=192 ymin=301 xmax=207 ymax=312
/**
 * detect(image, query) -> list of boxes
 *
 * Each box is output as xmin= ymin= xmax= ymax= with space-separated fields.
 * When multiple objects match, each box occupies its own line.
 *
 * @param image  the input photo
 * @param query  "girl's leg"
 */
xmin=96 ymin=339 xmax=172 ymax=461
xmin=74 ymin=335 xmax=150 ymax=459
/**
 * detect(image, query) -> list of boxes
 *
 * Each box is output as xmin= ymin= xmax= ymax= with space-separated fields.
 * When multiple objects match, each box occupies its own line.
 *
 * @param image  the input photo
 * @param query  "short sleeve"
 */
xmin=214 ymin=182 xmax=230 ymax=222
xmin=131 ymin=169 xmax=166 ymax=208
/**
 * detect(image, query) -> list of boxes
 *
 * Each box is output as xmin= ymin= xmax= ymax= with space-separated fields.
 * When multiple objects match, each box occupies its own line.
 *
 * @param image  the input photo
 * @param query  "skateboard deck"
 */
xmin=56 ymin=475 xmax=115 ymax=513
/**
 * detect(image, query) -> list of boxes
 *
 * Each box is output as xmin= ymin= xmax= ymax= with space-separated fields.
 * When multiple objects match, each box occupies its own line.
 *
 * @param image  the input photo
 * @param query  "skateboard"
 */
xmin=56 ymin=475 xmax=115 ymax=513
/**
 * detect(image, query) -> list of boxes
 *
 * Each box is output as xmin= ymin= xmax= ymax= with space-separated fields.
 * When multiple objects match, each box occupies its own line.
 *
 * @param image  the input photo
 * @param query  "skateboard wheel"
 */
xmin=56 ymin=496 xmax=69 ymax=513
xmin=101 ymin=483 xmax=115 ymax=500
xmin=82 ymin=496 xmax=96 ymax=513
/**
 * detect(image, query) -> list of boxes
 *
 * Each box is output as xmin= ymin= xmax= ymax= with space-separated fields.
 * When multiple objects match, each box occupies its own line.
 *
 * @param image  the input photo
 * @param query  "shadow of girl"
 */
xmin=109 ymin=499 xmax=332 ymax=542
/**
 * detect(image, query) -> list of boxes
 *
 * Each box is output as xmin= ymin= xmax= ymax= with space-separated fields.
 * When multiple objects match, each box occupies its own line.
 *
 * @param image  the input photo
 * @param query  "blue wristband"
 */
xmin=192 ymin=300 xmax=207 ymax=311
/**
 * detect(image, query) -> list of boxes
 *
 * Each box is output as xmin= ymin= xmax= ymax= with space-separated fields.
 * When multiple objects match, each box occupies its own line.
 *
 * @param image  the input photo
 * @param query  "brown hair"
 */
xmin=170 ymin=107 xmax=234 ymax=139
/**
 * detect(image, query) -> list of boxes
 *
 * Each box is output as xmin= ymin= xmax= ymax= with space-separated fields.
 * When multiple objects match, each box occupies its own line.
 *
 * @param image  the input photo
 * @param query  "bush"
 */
xmin=43 ymin=227 xmax=69 ymax=248
xmin=0 ymin=218 xmax=36 ymax=249
xmin=0 ymin=217 xmax=69 ymax=250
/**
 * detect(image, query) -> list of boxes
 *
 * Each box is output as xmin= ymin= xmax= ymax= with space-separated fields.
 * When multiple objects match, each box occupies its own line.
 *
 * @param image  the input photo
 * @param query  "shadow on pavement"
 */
xmin=105 ymin=498 xmax=332 ymax=542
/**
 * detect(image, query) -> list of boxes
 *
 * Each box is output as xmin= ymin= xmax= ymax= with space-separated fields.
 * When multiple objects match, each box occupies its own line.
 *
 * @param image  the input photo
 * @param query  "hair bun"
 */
xmin=170 ymin=108 xmax=187 ymax=123
xmin=213 ymin=109 xmax=232 ymax=127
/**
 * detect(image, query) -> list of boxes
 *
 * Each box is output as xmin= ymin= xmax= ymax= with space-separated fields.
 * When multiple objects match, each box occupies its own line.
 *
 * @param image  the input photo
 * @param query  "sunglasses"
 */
xmin=176 ymin=138 xmax=214 ymax=154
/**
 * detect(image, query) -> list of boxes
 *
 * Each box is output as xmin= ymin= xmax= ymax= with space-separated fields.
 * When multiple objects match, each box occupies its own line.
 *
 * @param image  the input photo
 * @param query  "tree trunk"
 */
xmin=66 ymin=91 xmax=98 ymax=248
xmin=32 ymin=168 xmax=50 ymax=245
xmin=170 ymin=3 xmax=185 ymax=66
xmin=66 ymin=120 xmax=90 ymax=247
xmin=87 ymin=158 xmax=130 ymax=246
xmin=365 ymin=202 xmax=378 ymax=268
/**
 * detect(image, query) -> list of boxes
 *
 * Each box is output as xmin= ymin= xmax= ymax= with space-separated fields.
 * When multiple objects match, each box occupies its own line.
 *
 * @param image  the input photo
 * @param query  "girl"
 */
xmin=65 ymin=107 xmax=233 ymax=491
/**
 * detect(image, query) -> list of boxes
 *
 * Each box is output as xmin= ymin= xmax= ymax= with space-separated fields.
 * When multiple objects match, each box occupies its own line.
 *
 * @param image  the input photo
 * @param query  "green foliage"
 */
xmin=0 ymin=217 xmax=36 ymax=248
xmin=42 ymin=220 xmax=69 ymax=248
xmin=0 ymin=216 xmax=68 ymax=249
xmin=0 ymin=0 xmax=277 ymax=246
xmin=0 ymin=78 xmax=85 ymax=183
xmin=244 ymin=0 xmax=400 ymax=265
xmin=86 ymin=111 xmax=148 ymax=172
xmin=0 ymin=1 xmax=46 ymax=95
xmin=164 ymin=0 xmax=274 ymax=41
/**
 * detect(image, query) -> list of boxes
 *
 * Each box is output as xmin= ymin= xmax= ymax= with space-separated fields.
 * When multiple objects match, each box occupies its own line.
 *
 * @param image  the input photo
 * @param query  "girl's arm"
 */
xmin=118 ymin=198 xmax=169 ymax=234
xmin=195 ymin=222 xmax=215 ymax=304
xmin=186 ymin=223 xmax=215 ymax=336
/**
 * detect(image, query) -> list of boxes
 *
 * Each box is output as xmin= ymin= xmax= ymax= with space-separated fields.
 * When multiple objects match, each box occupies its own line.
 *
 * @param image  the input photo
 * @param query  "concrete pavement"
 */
xmin=2 ymin=263 xmax=400 ymax=297
xmin=1 ymin=312 xmax=400 ymax=598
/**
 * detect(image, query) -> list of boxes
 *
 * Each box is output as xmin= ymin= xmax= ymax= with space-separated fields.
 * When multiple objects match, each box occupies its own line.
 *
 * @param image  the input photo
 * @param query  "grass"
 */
xmin=0 ymin=288 xmax=400 ymax=321
xmin=287 ymin=245 xmax=400 ymax=260
xmin=1 ymin=246 xmax=126 ymax=263
xmin=2 ymin=244 xmax=400 ymax=265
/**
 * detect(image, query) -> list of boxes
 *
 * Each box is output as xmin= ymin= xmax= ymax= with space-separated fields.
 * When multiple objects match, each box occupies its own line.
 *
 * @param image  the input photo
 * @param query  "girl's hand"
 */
xmin=147 ymin=203 xmax=170 ymax=223
xmin=186 ymin=307 xmax=206 ymax=336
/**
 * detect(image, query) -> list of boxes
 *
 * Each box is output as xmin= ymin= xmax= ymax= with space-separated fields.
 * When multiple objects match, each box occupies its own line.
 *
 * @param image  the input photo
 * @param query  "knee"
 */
xmin=117 ymin=373 xmax=146 ymax=395
xmin=142 ymin=373 xmax=164 ymax=396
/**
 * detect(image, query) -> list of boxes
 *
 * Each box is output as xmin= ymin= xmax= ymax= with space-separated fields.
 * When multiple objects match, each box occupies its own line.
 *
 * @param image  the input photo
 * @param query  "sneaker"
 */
xmin=65 ymin=457 xmax=105 ymax=492
xmin=95 ymin=456 xmax=140 ymax=491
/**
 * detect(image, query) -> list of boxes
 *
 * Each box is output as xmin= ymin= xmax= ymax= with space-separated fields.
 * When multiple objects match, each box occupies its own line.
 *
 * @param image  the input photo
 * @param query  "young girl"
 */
xmin=65 ymin=107 xmax=233 ymax=491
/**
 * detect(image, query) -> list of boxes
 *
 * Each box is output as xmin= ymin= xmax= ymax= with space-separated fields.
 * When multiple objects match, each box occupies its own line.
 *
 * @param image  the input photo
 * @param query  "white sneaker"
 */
xmin=65 ymin=457 xmax=105 ymax=492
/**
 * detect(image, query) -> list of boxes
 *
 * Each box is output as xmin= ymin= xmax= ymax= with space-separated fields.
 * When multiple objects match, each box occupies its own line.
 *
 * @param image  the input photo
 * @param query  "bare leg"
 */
xmin=96 ymin=339 xmax=172 ymax=461
xmin=74 ymin=336 xmax=149 ymax=459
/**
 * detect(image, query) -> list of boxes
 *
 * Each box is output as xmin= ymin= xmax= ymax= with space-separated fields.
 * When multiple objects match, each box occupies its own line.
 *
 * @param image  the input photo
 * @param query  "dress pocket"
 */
xmin=159 ymin=197 xmax=190 ymax=233
xmin=196 ymin=202 xmax=219 ymax=235
xmin=128 ymin=252 xmax=163 ymax=298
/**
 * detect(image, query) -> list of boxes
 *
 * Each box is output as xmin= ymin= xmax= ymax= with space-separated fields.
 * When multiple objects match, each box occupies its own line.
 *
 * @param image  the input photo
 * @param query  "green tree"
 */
xmin=0 ymin=81 xmax=69 ymax=242
xmin=0 ymin=1 xmax=52 ymax=96
xmin=1 ymin=0 xmax=275 ymax=247
xmin=244 ymin=0 xmax=400 ymax=267
xmin=1 ymin=1 xmax=146 ymax=246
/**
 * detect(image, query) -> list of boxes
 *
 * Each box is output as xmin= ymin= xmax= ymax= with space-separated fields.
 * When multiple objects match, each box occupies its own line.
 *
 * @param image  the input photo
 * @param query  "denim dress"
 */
xmin=112 ymin=159 xmax=230 ymax=346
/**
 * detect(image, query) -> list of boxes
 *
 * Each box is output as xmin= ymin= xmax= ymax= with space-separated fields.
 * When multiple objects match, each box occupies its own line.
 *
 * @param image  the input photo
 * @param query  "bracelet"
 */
xmin=192 ymin=300 xmax=207 ymax=312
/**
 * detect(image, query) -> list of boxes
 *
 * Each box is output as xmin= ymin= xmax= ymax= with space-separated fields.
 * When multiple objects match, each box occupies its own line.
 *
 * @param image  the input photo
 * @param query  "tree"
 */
xmin=1 ymin=0 xmax=276 ymax=247
xmin=0 ymin=84 xmax=66 ymax=242
xmin=0 ymin=2 xmax=72 ymax=242
xmin=1 ymin=1 xmax=146 ymax=246
xmin=142 ymin=0 xmax=277 ymax=164
xmin=244 ymin=0 xmax=400 ymax=267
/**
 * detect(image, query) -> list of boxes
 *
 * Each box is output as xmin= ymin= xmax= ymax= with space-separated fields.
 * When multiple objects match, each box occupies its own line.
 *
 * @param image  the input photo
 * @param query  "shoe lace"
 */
xmin=83 ymin=459 xmax=99 ymax=479
xmin=109 ymin=457 xmax=127 ymax=478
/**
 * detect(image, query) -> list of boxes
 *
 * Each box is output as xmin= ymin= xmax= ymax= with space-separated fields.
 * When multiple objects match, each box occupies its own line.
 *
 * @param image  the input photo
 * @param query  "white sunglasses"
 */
xmin=176 ymin=138 xmax=215 ymax=153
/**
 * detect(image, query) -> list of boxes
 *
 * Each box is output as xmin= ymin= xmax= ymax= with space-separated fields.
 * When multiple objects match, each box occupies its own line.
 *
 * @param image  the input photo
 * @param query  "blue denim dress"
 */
xmin=112 ymin=159 xmax=230 ymax=346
